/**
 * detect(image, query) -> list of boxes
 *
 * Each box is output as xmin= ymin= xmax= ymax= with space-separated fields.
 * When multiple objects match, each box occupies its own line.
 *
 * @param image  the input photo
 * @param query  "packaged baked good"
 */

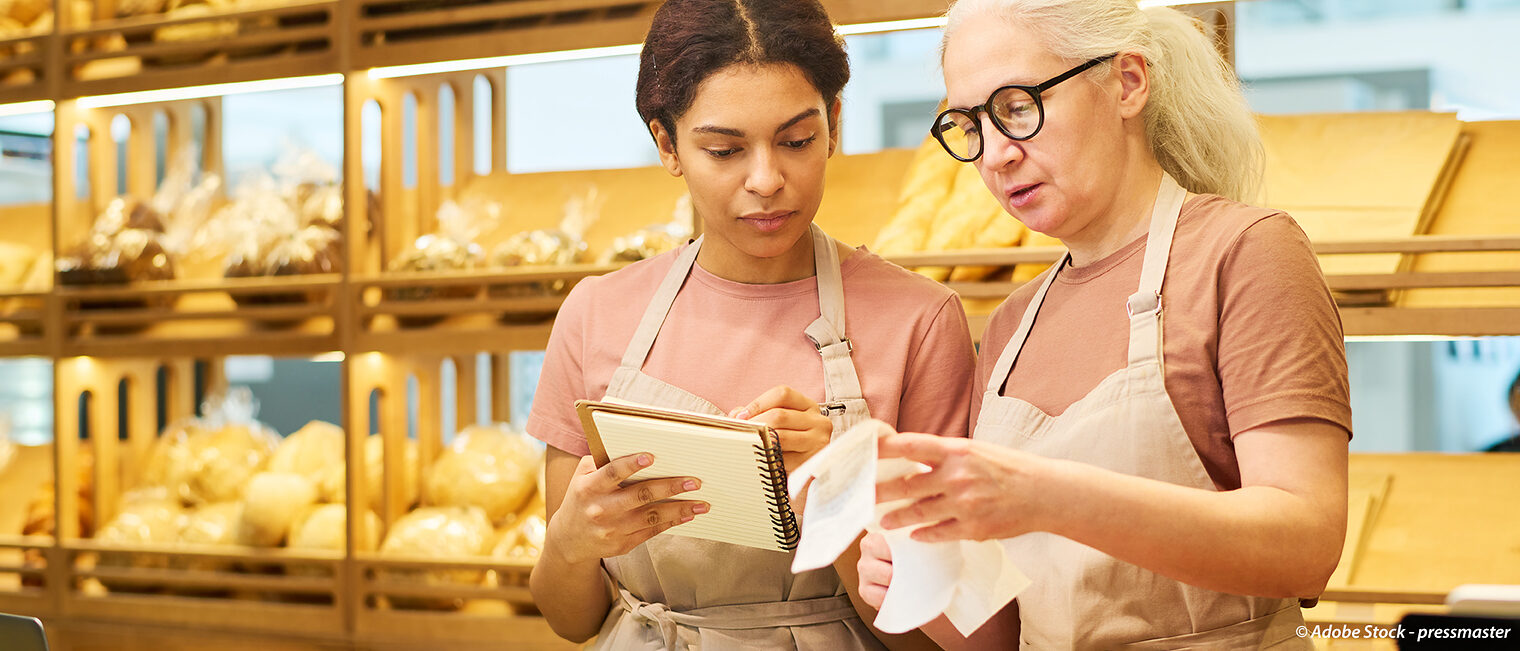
xmin=318 ymin=435 xmax=420 ymax=512
xmin=423 ymin=424 xmax=543 ymax=524
xmin=94 ymin=487 xmax=185 ymax=593
xmin=234 ymin=472 xmax=317 ymax=547
xmin=287 ymin=504 xmax=381 ymax=577
xmin=181 ymin=388 xmax=280 ymax=505
xmin=57 ymin=197 xmax=176 ymax=288
xmin=377 ymin=505 xmax=495 ymax=610
xmin=601 ymin=193 xmax=695 ymax=264
xmin=267 ymin=420 xmax=344 ymax=484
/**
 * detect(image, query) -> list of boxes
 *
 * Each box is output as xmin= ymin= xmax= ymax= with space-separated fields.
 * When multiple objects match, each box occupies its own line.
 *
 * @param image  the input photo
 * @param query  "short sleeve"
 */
xmin=1216 ymin=214 xmax=1353 ymax=439
xmin=525 ymin=279 xmax=596 ymax=456
xmin=896 ymin=294 xmax=977 ymax=438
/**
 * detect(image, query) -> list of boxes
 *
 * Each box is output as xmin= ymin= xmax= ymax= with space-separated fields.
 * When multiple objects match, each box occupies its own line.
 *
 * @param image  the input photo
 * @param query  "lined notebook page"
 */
xmin=591 ymin=411 xmax=785 ymax=552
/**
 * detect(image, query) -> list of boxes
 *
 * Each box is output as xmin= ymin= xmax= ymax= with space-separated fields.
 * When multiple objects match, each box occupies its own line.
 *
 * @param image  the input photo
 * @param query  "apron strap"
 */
xmin=984 ymin=253 xmax=1069 ymax=394
xmin=1126 ymin=173 xmax=1188 ymax=367
xmin=615 ymin=586 xmax=859 ymax=648
xmin=803 ymin=224 xmax=868 ymax=408
xmin=618 ymin=236 xmax=703 ymax=371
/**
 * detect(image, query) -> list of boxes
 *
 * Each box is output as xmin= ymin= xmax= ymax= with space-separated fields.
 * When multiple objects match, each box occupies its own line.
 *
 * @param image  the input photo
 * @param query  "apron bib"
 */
xmin=974 ymin=175 xmax=1310 ymax=650
xmin=593 ymin=224 xmax=881 ymax=651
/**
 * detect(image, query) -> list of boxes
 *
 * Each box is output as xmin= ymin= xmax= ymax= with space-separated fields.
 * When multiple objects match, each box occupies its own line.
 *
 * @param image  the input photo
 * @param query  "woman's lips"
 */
xmin=1006 ymin=183 xmax=1041 ymax=209
xmin=740 ymin=211 xmax=794 ymax=233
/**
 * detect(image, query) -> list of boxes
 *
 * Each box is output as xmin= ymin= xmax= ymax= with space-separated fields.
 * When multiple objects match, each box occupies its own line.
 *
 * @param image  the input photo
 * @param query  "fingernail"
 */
xmin=735 ymin=410 xmax=751 ymax=420
xmin=684 ymin=479 xmax=698 ymax=491
xmin=637 ymin=454 xmax=652 ymax=467
xmin=692 ymin=503 xmax=709 ymax=514
xmin=680 ymin=516 xmax=694 ymax=523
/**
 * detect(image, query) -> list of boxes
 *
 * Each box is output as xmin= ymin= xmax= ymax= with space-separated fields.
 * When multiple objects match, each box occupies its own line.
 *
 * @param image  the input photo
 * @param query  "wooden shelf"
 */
xmin=0 ymin=30 xmax=50 ymax=105
xmin=59 ymin=1 xmax=340 ymax=99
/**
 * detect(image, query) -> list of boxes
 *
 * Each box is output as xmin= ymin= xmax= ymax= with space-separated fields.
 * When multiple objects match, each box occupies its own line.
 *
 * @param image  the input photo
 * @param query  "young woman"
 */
xmin=857 ymin=1 xmax=1352 ymax=649
xmin=526 ymin=1 xmax=974 ymax=648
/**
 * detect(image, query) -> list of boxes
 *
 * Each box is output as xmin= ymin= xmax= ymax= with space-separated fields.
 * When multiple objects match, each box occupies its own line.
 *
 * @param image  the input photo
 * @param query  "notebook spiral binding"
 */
xmin=753 ymin=431 xmax=800 ymax=551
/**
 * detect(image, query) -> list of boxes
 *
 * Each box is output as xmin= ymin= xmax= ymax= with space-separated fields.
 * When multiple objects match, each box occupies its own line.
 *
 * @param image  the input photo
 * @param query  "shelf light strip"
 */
xmin=367 ymin=44 xmax=644 ymax=80
xmin=0 ymin=100 xmax=55 ymax=118
xmin=76 ymin=73 xmax=345 ymax=109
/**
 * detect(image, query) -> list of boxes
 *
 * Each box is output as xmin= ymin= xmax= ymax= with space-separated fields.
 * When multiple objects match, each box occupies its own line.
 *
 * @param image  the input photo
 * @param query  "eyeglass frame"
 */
xmin=931 ymin=53 xmax=1119 ymax=162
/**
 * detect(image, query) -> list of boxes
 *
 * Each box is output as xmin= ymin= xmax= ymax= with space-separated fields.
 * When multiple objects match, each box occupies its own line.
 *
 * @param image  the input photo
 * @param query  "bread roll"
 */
xmin=186 ymin=423 xmax=279 ymax=505
xmin=319 ymin=435 xmax=420 ymax=512
xmin=423 ymin=425 xmax=543 ymax=524
xmin=268 ymin=420 xmax=344 ymax=484
xmin=872 ymin=135 xmax=963 ymax=257
xmin=234 ymin=472 xmax=317 ymax=547
xmin=378 ymin=506 xmax=494 ymax=610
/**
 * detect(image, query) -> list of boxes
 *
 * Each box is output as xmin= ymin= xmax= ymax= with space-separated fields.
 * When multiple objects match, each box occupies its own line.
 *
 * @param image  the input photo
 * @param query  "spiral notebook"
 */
xmin=575 ymin=399 xmax=799 ymax=553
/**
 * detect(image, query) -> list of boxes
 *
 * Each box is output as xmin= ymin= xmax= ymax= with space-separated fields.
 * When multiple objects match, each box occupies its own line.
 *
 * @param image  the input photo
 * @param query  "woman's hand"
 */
xmin=732 ymin=385 xmax=833 ymax=471
xmin=856 ymin=531 xmax=893 ymax=610
xmin=545 ymin=453 xmax=707 ymax=566
xmin=875 ymin=433 xmax=1059 ymax=542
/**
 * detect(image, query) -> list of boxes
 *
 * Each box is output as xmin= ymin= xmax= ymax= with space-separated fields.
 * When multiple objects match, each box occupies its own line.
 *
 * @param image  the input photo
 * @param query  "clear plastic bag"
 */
xmin=377 ymin=505 xmax=495 ymax=610
xmin=599 ymin=192 xmax=695 ymax=264
xmin=423 ymin=423 xmax=544 ymax=525
xmin=183 ymin=387 xmax=281 ymax=506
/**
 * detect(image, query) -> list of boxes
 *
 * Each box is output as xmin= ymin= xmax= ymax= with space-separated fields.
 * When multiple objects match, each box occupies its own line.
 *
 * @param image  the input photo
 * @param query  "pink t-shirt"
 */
xmin=528 ymin=244 xmax=977 ymax=456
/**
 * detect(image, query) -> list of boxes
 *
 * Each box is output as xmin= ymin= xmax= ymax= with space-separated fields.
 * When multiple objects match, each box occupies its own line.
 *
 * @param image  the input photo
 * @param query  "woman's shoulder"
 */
xmin=559 ymin=244 xmax=688 ymax=320
xmin=844 ymin=246 xmax=961 ymax=308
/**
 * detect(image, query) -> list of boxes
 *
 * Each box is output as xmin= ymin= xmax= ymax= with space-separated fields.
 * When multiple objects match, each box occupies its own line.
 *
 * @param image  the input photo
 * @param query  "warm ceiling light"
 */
xmin=367 ymin=44 xmax=644 ymax=79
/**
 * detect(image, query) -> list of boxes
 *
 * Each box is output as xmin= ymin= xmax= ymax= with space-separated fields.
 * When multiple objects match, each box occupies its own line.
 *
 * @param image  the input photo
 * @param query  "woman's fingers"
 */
xmin=879 ymin=494 xmax=955 ymax=530
xmin=615 ymin=476 xmax=701 ymax=511
xmin=733 ymin=385 xmax=814 ymax=420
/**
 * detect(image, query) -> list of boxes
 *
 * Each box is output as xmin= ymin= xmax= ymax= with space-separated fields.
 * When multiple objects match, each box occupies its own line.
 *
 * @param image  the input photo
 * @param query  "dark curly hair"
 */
xmin=635 ymin=0 xmax=850 ymax=143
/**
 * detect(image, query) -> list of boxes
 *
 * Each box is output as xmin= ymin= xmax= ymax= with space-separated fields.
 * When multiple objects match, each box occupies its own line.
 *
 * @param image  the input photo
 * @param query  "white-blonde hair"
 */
xmin=943 ymin=0 xmax=1262 ymax=201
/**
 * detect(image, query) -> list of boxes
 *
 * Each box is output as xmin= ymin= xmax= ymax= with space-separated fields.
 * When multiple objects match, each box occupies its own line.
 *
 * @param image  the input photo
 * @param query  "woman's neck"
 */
xmin=694 ymin=229 xmax=817 ymax=284
xmin=1063 ymin=158 xmax=1167 ymax=268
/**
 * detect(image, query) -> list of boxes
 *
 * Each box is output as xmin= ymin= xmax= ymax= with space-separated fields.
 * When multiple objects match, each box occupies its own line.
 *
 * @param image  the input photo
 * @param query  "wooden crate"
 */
xmin=46 ymin=354 xmax=350 ymax=637
xmin=0 ymin=28 xmax=50 ymax=105
xmin=347 ymin=349 xmax=570 ymax=648
xmin=0 ymin=443 xmax=57 ymax=619
xmin=50 ymin=97 xmax=344 ymax=357
xmin=61 ymin=0 xmax=339 ymax=98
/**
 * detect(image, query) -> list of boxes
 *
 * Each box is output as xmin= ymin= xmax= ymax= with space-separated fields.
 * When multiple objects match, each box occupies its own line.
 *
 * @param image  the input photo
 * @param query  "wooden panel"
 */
xmin=1345 ymin=453 xmax=1520 ymax=594
xmin=1256 ymin=112 xmax=1466 ymax=277
xmin=1403 ymin=120 xmax=1520 ymax=308
xmin=0 ymin=30 xmax=51 ymax=105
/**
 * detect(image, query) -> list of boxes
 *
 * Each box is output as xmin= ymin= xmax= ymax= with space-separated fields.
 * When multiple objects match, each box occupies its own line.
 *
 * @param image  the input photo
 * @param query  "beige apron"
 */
xmin=974 ymin=175 xmax=1311 ymax=650
xmin=593 ymin=224 xmax=882 ymax=650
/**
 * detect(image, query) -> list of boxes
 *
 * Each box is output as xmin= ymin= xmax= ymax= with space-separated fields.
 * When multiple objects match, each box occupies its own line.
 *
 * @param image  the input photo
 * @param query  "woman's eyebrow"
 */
xmin=690 ymin=108 xmax=821 ymax=138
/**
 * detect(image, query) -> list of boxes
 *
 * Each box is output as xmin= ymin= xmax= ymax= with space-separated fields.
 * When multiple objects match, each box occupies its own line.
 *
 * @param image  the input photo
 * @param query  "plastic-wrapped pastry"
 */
xmin=95 ymin=197 xmax=168 ymax=235
xmin=318 ymin=435 xmax=420 ymax=512
xmin=287 ymin=503 xmax=381 ymax=576
xmin=377 ymin=506 xmax=495 ymax=610
xmin=139 ymin=418 xmax=211 ymax=504
xmin=234 ymin=472 xmax=317 ymax=547
xmin=172 ymin=501 xmax=242 ymax=574
xmin=490 ymin=229 xmax=587 ymax=269
xmin=298 ymin=184 xmax=344 ymax=231
xmin=183 ymin=388 xmax=280 ymax=505
xmin=387 ymin=233 xmax=484 ymax=306
xmin=423 ymin=424 xmax=544 ymax=524
xmin=95 ymin=488 xmax=185 ymax=593
xmin=917 ymin=162 xmax=1023 ymax=282
xmin=268 ymin=225 xmax=342 ymax=276
xmin=57 ymin=228 xmax=175 ymax=286
xmin=267 ymin=420 xmax=344 ymax=484
xmin=602 ymin=224 xmax=688 ymax=264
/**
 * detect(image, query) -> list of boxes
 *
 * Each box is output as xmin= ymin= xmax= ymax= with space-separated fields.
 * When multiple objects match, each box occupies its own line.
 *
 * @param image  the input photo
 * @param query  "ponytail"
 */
xmin=944 ymin=0 xmax=1263 ymax=201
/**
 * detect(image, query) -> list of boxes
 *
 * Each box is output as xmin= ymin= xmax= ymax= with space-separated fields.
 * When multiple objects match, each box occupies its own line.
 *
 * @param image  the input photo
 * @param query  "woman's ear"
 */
xmin=1115 ymin=52 xmax=1150 ymax=120
xmin=826 ymin=99 xmax=843 ymax=158
xmin=649 ymin=119 xmax=683 ymax=177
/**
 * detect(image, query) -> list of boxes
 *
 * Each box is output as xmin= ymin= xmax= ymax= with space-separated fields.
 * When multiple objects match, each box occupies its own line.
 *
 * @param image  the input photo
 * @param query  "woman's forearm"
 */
xmin=529 ymin=539 xmax=614 ymax=642
xmin=1044 ymin=457 xmax=1344 ymax=599
xmin=833 ymin=541 xmax=943 ymax=651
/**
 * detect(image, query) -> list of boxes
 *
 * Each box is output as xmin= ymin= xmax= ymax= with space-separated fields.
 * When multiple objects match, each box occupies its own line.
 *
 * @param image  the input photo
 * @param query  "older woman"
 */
xmin=857 ymin=1 xmax=1352 ymax=649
